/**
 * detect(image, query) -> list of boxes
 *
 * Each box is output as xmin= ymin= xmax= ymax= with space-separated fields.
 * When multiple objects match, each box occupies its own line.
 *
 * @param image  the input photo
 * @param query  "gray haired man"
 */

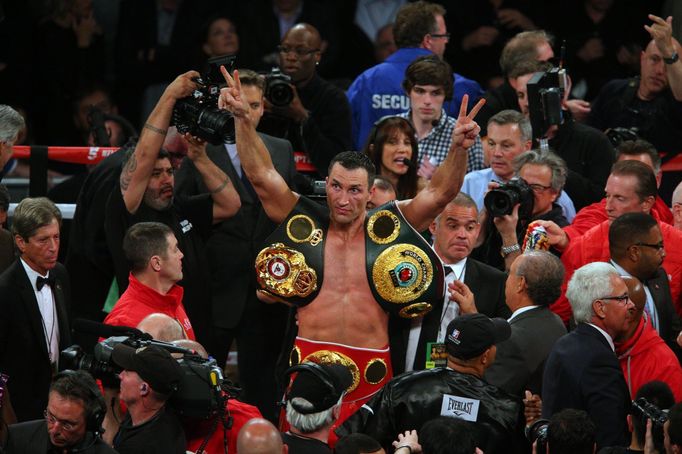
xmin=0 ymin=105 xmax=25 ymax=179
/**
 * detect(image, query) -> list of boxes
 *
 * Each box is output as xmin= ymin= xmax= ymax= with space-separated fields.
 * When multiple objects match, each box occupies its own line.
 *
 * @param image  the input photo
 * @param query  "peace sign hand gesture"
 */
xmin=452 ymin=95 xmax=485 ymax=151
xmin=218 ymin=66 xmax=251 ymax=122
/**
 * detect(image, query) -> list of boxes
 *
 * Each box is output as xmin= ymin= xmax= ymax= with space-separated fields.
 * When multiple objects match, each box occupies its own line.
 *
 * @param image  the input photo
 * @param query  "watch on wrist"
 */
xmin=500 ymin=243 xmax=520 ymax=258
xmin=664 ymin=51 xmax=679 ymax=65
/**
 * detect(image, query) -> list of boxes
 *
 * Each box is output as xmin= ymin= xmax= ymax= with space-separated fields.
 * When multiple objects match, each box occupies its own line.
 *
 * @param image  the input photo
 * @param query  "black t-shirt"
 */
xmin=113 ymin=406 xmax=186 ymax=454
xmin=281 ymin=432 xmax=332 ymax=454
xmin=104 ymin=183 xmax=213 ymax=343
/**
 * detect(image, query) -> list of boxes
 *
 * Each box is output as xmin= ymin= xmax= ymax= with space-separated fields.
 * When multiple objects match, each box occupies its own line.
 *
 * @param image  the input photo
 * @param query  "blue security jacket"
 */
xmin=347 ymin=47 xmax=484 ymax=149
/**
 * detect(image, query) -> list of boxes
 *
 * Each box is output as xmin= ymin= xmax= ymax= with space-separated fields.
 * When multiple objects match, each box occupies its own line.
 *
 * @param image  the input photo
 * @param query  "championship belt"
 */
xmin=255 ymin=197 xmax=329 ymax=307
xmin=365 ymin=202 xmax=445 ymax=318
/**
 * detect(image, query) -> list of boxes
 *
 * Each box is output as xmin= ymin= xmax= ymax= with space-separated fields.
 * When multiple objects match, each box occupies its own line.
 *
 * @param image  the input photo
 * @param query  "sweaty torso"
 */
xmin=296 ymin=224 xmax=388 ymax=348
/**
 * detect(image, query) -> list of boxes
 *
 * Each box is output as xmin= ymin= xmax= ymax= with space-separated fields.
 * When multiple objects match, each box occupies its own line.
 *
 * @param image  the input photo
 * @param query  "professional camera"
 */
xmin=527 ymin=68 xmax=568 ymax=140
xmin=171 ymin=54 xmax=236 ymax=145
xmin=265 ymin=67 xmax=294 ymax=107
xmin=526 ymin=419 xmax=550 ymax=453
xmin=484 ymin=177 xmax=534 ymax=221
xmin=632 ymin=397 xmax=669 ymax=427
xmin=61 ymin=334 xmax=230 ymax=419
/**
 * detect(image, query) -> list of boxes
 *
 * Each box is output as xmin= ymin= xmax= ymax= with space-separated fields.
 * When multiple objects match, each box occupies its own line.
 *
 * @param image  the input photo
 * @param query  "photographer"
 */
xmin=3 ymin=370 xmax=116 ymax=453
xmin=259 ymin=23 xmax=352 ymax=179
xmin=111 ymin=344 xmax=186 ymax=454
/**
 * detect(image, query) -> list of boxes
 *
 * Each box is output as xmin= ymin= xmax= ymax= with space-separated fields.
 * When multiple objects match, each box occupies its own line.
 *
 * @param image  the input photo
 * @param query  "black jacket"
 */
xmin=5 ymin=419 xmax=116 ymax=453
xmin=338 ymin=367 xmax=525 ymax=453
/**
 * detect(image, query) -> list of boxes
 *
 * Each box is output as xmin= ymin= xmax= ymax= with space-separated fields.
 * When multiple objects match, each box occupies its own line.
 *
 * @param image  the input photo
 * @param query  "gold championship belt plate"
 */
xmin=256 ymin=243 xmax=318 ymax=299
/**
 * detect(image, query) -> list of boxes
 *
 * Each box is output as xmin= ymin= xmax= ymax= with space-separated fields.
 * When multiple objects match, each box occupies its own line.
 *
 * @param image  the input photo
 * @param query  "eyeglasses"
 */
xmin=44 ymin=409 xmax=80 ymax=432
xmin=277 ymin=45 xmax=320 ymax=57
xmin=528 ymin=183 xmax=553 ymax=193
xmin=634 ymin=241 xmax=665 ymax=252
xmin=430 ymin=33 xmax=451 ymax=40
xmin=596 ymin=294 xmax=631 ymax=306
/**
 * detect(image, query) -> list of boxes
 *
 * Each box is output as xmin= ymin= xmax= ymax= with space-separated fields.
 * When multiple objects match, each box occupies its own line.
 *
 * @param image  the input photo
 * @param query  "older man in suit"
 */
xmin=175 ymin=69 xmax=295 ymax=421
xmin=390 ymin=192 xmax=510 ymax=374
xmin=542 ymin=262 xmax=634 ymax=450
xmin=484 ymin=251 xmax=566 ymax=398
xmin=0 ymin=197 xmax=71 ymax=422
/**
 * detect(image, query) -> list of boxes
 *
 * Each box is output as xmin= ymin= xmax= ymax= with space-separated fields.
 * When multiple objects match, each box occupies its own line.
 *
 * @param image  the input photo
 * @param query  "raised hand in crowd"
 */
xmin=393 ymin=430 xmax=422 ymax=454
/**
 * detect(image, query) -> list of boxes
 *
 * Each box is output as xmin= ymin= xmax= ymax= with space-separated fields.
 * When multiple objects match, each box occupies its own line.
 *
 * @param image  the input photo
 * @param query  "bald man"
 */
xmin=260 ymin=22 xmax=352 ymax=178
xmin=237 ymin=419 xmax=287 ymax=454
xmin=137 ymin=313 xmax=185 ymax=342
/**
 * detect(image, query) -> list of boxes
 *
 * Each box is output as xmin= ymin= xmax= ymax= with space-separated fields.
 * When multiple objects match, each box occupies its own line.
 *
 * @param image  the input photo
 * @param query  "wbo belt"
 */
xmin=291 ymin=337 xmax=393 ymax=403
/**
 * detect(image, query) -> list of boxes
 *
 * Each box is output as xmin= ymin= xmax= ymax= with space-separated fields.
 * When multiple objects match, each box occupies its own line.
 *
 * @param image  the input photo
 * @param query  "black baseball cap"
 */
xmin=112 ymin=344 xmax=183 ymax=394
xmin=445 ymin=313 xmax=511 ymax=360
xmin=287 ymin=363 xmax=353 ymax=414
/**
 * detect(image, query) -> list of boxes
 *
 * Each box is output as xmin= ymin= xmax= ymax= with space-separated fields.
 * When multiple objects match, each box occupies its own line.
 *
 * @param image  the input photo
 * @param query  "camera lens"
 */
xmin=268 ymin=81 xmax=294 ymax=107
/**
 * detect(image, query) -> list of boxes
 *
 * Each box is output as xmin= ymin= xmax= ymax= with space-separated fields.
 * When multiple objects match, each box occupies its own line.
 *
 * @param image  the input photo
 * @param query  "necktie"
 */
xmin=36 ymin=275 xmax=55 ymax=291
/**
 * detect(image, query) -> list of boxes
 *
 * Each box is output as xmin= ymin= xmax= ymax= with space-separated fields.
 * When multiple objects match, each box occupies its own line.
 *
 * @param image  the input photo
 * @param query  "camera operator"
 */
xmin=3 ymin=370 xmax=116 ymax=453
xmin=473 ymin=149 xmax=570 ymax=271
xmin=259 ymin=23 xmax=352 ymax=180
xmin=110 ymin=344 xmax=186 ymax=454
xmin=648 ymin=401 xmax=682 ymax=454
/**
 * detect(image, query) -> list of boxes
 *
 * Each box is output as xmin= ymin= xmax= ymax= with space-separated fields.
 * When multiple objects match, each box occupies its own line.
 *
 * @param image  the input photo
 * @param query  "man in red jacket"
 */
xmin=538 ymin=161 xmax=682 ymax=322
xmin=104 ymin=222 xmax=195 ymax=340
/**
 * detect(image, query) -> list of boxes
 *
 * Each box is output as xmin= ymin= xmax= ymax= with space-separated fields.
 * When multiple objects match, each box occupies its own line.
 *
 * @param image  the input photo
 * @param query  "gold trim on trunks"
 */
xmin=255 ymin=243 xmax=318 ymax=298
xmin=399 ymin=302 xmax=433 ymax=318
xmin=364 ymin=358 xmax=388 ymax=385
xmin=367 ymin=210 xmax=400 ymax=244
xmin=289 ymin=346 xmax=301 ymax=366
xmin=287 ymin=215 xmax=324 ymax=246
xmin=372 ymin=243 xmax=434 ymax=304
xmin=302 ymin=350 xmax=360 ymax=393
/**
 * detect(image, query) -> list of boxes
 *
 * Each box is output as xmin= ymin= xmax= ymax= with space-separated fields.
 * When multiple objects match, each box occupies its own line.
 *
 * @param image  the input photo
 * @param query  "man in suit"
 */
xmin=0 ymin=197 xmax=72 ymax=422
xmin=609 ymin=212 xmax=682 ymax=359
xmin=390 ymin=192 xmax=510 ymax=374
xmin=484 ymin=251 xmax=566 ymax=398
xmin=542 ymin=262 xmax=634 ymax=450
xmin=175 ymin=69 xmax=296 ymax=421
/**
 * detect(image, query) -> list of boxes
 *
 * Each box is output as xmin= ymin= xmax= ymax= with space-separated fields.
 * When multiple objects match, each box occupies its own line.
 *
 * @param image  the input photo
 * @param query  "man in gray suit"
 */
xmin=485 ymin=251 xmax=566 ymax=398
xmin=175 ymin=69 xmax=296 ymax=421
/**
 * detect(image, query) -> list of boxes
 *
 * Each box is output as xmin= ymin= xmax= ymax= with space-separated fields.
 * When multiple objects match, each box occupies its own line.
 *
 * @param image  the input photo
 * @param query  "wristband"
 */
xmin=396 ymin=445 xmax=412 ymax=454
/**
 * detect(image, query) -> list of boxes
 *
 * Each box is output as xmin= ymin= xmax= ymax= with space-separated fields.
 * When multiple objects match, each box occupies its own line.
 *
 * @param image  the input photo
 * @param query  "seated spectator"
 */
xmin=363 ymin=116 xmax=421 ymax=199
xmin=3 ymin=370 xmax=115 ymax=453
xmin=238 ymin=418 xmax=287 ymax=454
xmin=335 ymin=433 xmax=385 ymax=454
xmin=461 ymin=110 xmax=575 ymax=223
xmin=367 ymin=176 xmax=397 ymax=209
xmin=473 ymin=149 xmax=571 ymax=271
xmin=562 ymin=140 xmax=674 ymax=243
xmin=587 ymin=15 xmax=682 ymax=156
xmin=0 ymin=105 xmax=25 ymax=181
xmin=137 ymin=313 xmax=186 ymax=343
xmin=610 ymin=214 xmax=682 ymax=361
xmin=542 ymin=262 xmax=632 ymax=449
xmin=341 ymin=314 xmax=524 ymax=453
xmin=282 ymin=362 xmax=352 ymax=452
xmin=396 ymin=55 xmax=484 ymax=178
xmin=510 ymin=60 xmax=615 ymax=210
xmin=111 ymin=344 xmax=186 ymax=454
xmin=259 ymin=22 xmax=352 ymax=181
xmin=485 ymin=251 xmax=567 ymax=398
xmin=546 ymin=408 xmax=597 ymax=454
xmin=347 ymin=1 xmax=483 ymax=149
xmin=104 ymin=222 xmax=195 ymax=340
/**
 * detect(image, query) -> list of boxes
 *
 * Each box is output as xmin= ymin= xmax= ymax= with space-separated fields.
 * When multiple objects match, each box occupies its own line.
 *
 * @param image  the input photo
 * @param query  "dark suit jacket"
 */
xmin=175 ymin=134 xmax=296 ymax=329
xmin=647 ymin=267 xmax=682 ymax=361
xmin=390 ymin=258 xmax=510 ymax=374
xmin=542 ymin=323 xmax=630 ymax=449
xmin=0 ymin=228 xmax=14 ymax=274
xmin=0 ymin=260 xmax=72 ymax=422
xmin=484 ymin=306 xmax=566 ymax=397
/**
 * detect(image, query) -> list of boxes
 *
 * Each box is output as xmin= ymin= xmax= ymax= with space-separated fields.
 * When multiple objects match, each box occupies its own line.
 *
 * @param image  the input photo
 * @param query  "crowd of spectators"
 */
xmin=2 ymin=0 xmax=682 ymax=453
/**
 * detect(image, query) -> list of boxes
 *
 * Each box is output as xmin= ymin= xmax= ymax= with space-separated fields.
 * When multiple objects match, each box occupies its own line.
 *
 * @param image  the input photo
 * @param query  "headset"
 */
xmin=366 ymin=115 xmax=419 ymax=163
xmin=52 ymin=370 xmax=106 ymax=435
xmin=283 ymin=362 xmax=341 ymax=413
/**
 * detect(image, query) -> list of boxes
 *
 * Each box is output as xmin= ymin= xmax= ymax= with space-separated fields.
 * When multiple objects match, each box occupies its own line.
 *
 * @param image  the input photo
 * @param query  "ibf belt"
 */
xmin=255 ymin=197 xmax=329 ymax=307
xmin=365 ymin=202 xmax=445 ymax=318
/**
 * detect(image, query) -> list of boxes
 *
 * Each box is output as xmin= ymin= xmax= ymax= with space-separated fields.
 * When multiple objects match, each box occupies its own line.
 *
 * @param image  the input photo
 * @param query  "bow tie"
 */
xmin=36 ymin=275 xmax=56 ymax=291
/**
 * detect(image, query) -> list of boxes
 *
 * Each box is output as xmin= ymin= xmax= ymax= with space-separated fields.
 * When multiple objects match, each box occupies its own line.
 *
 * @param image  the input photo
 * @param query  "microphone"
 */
xmin=402 ymin=158 xmax=415 ymax=168
xmin=431 ymin=119 xmax=439 ymax=127
xmin=72 ymin=318 xmax=148 ymax=340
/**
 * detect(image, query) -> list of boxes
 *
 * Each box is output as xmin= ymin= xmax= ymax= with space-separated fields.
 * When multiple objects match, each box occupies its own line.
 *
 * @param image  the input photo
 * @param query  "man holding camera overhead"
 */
xmin=259 ymin=23 xmax=352 ymax=182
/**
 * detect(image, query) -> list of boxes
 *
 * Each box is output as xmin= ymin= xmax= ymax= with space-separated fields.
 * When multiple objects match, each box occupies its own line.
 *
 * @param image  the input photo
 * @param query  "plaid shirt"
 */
xmin=399 ymin=110 xmax=485 ymax=173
